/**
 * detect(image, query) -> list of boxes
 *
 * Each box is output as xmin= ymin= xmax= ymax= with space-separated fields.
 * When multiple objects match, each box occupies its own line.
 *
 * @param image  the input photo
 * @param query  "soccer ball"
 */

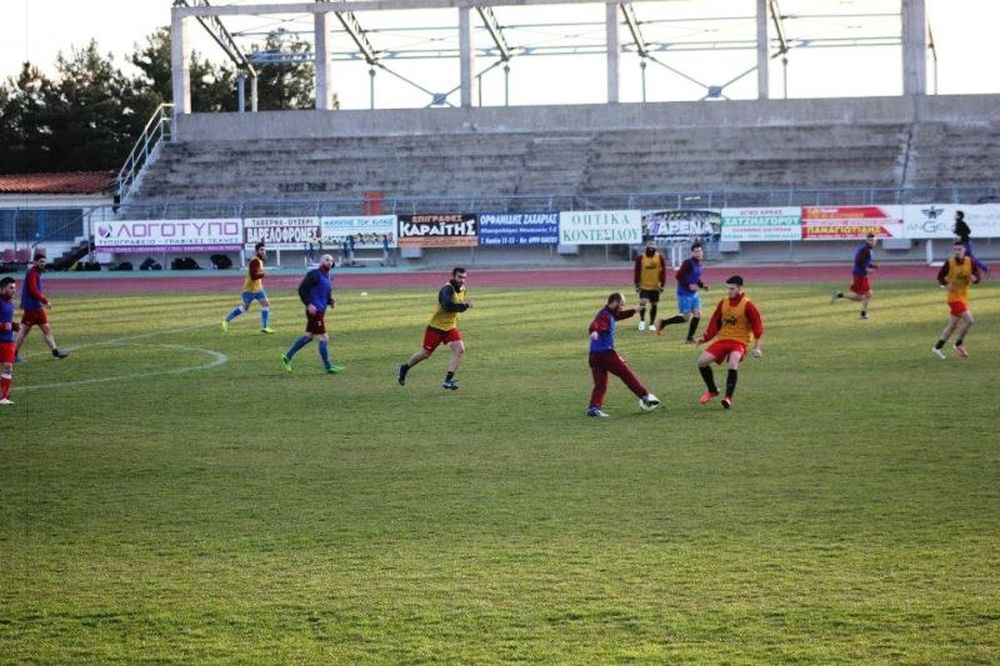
xmin=638 ymin=394 xmax=660 ymax=412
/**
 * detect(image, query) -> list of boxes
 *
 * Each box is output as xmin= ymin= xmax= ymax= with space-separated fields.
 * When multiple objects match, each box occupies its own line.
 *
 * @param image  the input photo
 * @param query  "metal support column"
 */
xmin=315 ymin=11 xmax=335 ymax=110
xmin=170 ymin=9 xmax=191 ymax=115
xmin=459 ymin=6 xmax=476 ymax=107
xmin=902 ymin=0 xmax=927 ymax=96
xmin=756 ymin=0 xmax=769 ymax=99
xmin=606 ymin=2 xmax=620 ymax=103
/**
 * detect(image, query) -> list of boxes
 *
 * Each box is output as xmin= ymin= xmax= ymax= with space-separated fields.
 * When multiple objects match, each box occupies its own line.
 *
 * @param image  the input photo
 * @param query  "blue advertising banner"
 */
xmin=478 ymin=212 xmax=559 ymax=246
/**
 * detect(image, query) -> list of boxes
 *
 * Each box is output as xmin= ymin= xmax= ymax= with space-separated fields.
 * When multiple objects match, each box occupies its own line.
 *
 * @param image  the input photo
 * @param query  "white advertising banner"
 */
xmin=244 ymin=217 xmax=320 ymax=250
xmin=94 ymin=218 xmax=243 ymax=252
xmin=643 ymin=209 xmax=722 ymax=240
xmin=558 ymin=210 xmax=642 ymax=245
xmin=902 ymin=204 xmax=1000 ymax=239
xmin=321 ymin=215 xmax=398 ymax=249
xmin=721 ymin=207 xmax=802 ymax=242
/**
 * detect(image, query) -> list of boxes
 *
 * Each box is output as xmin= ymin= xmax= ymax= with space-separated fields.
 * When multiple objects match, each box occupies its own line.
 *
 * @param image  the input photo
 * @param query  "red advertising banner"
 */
xmin=801 ymin=206 xmax=903 ymax=240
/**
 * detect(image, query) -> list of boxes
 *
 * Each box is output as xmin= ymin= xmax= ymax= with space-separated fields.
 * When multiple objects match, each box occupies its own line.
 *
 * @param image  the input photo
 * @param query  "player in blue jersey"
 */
xmin=222 ymin=242 xmax=274 ymax=333
xmin=587 ymin=292 xmax=660 ymax=418
xmin=280 ymin=254 xmax=344 ymax=373
xmin=1 ymin=277 xmax=19 ymax=404
xmin=953 ymin=210 xmax=990 ymax=277
xmin=831 ymin=233 xmax=879 ymax=319
xmin=655 ymin=242 xmax=709 ymax=342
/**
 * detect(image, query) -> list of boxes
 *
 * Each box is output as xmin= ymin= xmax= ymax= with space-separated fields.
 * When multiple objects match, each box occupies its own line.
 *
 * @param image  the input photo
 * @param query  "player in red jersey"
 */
xmin=15 ymin=249 xmax=69 ymax=362
xmin=695 ymin=275 xmax=764 ymax=410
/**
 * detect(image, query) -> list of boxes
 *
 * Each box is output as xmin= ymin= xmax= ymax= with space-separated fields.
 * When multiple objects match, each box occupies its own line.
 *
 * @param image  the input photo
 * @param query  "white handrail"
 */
xmin=116 ymin=103 xmax=175 ymax=203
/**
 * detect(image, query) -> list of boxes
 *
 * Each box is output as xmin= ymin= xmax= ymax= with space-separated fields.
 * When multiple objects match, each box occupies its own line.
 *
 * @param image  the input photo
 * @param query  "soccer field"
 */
xmin=2 ymin=280 xmax=999 ymax=662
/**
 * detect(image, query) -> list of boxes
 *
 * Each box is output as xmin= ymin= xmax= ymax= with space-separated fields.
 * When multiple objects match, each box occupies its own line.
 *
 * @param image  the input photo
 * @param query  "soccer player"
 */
xmin=222 ymin=242 xmax=274 ymax=333
xmin=586 ymin=292 xmax=660 ymax=418
xmin=655 ymin=241 xmax=708 ymax=342
xmin=694 ymin=275 xmax=763 ymax=410
xmin=1 ymin=277 xmax=19 ymax=405
xmin=953 ymin=210 xmax=990 ymax=277
xmin=280 ymin=254 xmax=344 ymax=373
xmin=14 ymin=249 xmax=69 ymax=361
xmin=831 ymin=233 xmax=879 ymax=319
xmin=397 ymin=267 xmax=473 ymax=390
xmin=932 ymin=240 xmax=981 ymax=359
xmin=633 ymin=237 xmax=666 ymax=331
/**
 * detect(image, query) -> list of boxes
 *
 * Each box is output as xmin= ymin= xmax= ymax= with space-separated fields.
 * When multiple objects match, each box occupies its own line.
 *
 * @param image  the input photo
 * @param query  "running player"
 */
xmin=694 ymin=275 xmax=764 ymax=410
xmin=0 ymin=277 xmax=18 ymax=404
xmin=633 ymin=238 xmax=666 ymax=331
xmin=222 ymin=242 xmax=274 ymax=333
xmin=397 ymin=267 xmax=473 ymax=390
xmin=831 ymin=233 xmax=879 ymax=319
xmin=15 ymin=249 xmax=69 ymax=361
xmin=931 ymin=240 xmax=981 ymax=359
xmin=586 ymin=292 xmax=660 ymax=417
xmin=280 ymin=254 xmax=344 ymax=373
xmin=655 ymin=241 xmax=708 ymax=342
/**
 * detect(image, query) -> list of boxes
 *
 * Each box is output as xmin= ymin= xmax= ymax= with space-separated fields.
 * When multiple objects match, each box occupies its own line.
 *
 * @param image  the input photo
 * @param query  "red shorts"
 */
xmin=21 ymin=309 xmax=48 ymax=326
xmin=422 ymin=326 xmax=462 ymax=352
xmin=706 ymin=339 xmax=747 ymax=364
xmin=948 ymin=300 xmax=968 ymax=317
xmin=850 ymin=276 xmax=871 ymax=295
xmin=306 ymin=311 xmax=326 ymax=335
xmin=0 ymin=342 xmax=14 ymax=364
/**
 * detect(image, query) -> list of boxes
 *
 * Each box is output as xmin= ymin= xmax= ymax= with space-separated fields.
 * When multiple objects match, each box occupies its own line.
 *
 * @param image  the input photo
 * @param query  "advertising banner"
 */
xmin=558 ymin=210 xmax=642 ymax=245
xmin=721 ymin=207 xmax=801 ymax=242
xmin=801 ymin=206 xmax=903 ymax=240
xmin=321 ymin=215 xmax=398 ymax=249
xmin=398 ymin=213 xmax=477 ymax=247
xmin=94 ymin=218 xmax=243 ymax=252
xmin=642 ymin=209 xmax=722 ymax=240
xmin=477 ymin=212 xmax=559 ymax=246
xmin=244 ymin=217 xmax=320 ymax=250
xmin=901 ymin=204 xmax=1000 ymax=239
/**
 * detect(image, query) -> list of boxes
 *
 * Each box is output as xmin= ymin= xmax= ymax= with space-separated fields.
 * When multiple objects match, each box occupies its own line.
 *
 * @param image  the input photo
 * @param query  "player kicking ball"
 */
xmin=586 ymin=292 xmax=660 ymax=417
xmin=694 ymin=275 xmax=764 ymax=410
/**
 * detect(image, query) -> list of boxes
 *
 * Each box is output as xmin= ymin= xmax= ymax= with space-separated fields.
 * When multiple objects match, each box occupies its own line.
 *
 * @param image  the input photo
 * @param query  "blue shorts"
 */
xmin=677 ymin=292 xmax=702 ymax=315
xmin=241 ymin=290 xmax=268 ymax=306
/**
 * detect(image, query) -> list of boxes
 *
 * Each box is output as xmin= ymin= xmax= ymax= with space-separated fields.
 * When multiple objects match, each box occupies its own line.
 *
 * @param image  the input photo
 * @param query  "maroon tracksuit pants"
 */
xmin=588 ymin=350 xmax=648 ymax=408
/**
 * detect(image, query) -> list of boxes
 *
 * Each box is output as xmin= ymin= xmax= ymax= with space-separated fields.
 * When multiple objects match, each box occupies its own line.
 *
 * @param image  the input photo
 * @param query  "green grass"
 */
xmin=2 ymin=281 xmax=999 ymax=663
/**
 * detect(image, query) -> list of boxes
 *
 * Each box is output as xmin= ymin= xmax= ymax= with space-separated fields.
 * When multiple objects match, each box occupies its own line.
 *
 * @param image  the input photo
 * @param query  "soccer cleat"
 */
xmin=830 ymin=290 xmax=840 ymax=304
xmin=859 ymin=312 xmax=869 ymax=320
xmin=326 ymin=363 xmax=345 ymax=374
xmin=954 ymin=344 xmax=968 ymax=358
xmin=52 ymin=349 xmax=69 ymax=359
xmin=638 ymin=321 xmax=646 ymax=331
xmin=442 ymin=379 xmax=459 ymax=390
xmin=699 ymin=390 xmax=719 ymax=405
xmin=261 ymin=327 xmax=275 ymax=334
xmin=221 ymin=319 xmax=229 ymax=332
xmin=0 ymin=399 xmax=13 ymax=406
xmin=685 ymin=338 xmax=697 ymax=345
xmin=721 ymin=396 xmax=733 ymax=410
xmin=640 ymin=394 xmax=661 ymax=412
xmin=586 ymin=407 xmax=609 ymax=418
xmin=931 ymin=347 xmax=946 ymax=359
xmin=654 ymin=320 xmax=665 ymax=336
xmin=397 ymin=364 xmax=407 ymax=386
xmin=281 ymin=354 xmax=293 ymax=372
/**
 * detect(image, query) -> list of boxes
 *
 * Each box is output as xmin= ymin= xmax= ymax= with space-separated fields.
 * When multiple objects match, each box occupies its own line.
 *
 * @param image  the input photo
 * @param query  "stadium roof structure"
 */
xmin=171 ymin=0 xmax=930 ymax=111
xmin=0 ymin=172 xmax=117 ymax=195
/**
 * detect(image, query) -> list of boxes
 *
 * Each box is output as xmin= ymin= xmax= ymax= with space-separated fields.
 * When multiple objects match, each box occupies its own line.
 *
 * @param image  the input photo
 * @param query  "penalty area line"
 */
xmin=13 ymin=343 xmax=229 ymax=392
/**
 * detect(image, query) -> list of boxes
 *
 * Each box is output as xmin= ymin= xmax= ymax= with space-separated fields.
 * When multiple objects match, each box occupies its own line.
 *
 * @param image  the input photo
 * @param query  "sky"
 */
xmin=1 ymin=0 xmax=998 ymax=109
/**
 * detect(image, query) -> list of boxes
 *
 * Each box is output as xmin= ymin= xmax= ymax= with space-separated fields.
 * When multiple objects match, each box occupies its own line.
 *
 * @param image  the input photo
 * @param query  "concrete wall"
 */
xmin=175 ymin=95 xmax=1000 ymax=142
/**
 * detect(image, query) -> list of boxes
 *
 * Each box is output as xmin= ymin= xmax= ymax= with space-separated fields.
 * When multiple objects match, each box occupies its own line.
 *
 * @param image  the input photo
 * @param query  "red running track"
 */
xmin=42 ymin=264 xmax=938 ymax=295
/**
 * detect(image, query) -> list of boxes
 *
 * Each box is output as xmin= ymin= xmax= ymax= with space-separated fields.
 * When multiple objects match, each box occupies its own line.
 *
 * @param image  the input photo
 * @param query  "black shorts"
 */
xmin=638 ymin=289 xmax=661 ymax=303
